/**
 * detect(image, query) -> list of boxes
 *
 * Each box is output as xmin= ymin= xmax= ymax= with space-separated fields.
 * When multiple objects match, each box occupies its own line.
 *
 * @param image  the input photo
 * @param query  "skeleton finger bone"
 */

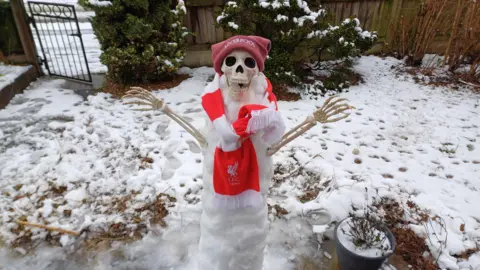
xmin=122 ymin=93 xmax=157 ymax=104
xmin=321 ymin=96 xmax=349 ymax=110
xmin=123 ymin=88 xmax=164 ymax=108
xmin=325 ymin=108 xmax=352 ymax=119
xmin=322 ymin=113 xmax=351 ymax=123
xmin=322 ymin=103 xmax=354 ymax=116
xmin=123 ymin=101 xmax=155 ymax=108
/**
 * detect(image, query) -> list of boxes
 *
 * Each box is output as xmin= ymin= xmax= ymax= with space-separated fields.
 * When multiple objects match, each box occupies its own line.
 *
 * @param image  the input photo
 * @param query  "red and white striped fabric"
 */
xmin=201 ymin=74 xmax=284 ymax=209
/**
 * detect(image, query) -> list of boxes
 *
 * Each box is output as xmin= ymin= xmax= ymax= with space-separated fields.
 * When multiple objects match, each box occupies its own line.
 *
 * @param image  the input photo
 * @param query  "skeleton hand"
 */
xmin=266 ymin=96 xmax=354 ymax=156
xmin=122 ymin=87 xmax=207 ymax=148
xmin=313 ymin=95 xmax=355 ymax=124
xmin=122 ymin=87 xmax=166 ymax=111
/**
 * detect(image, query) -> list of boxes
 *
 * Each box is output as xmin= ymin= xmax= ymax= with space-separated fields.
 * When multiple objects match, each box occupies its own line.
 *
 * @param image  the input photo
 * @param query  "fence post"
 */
xmin=9 ymin=0 xmax=42 ymax=76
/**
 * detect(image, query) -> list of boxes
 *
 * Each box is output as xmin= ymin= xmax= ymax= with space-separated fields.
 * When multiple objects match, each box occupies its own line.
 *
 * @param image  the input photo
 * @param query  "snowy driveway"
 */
xmin=0 ymin=56 xmax=479 ymax=269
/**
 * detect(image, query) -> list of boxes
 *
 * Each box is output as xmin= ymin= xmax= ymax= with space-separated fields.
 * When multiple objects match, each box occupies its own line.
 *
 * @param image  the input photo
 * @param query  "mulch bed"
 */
xmin=391 ymin=227 xmax=438 ymax=270
xmin=373 ymin=198 xmax=438 ymax=270
xmin=401 ymin=66 xmax=480 ymax=92
xmin=99 ymin=74 xmax=191 ymax=98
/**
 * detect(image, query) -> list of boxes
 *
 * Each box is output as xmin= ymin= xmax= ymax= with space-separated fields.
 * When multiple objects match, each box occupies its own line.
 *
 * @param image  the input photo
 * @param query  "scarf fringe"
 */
xmin=212 ymin=189 xmax=264 ymax=210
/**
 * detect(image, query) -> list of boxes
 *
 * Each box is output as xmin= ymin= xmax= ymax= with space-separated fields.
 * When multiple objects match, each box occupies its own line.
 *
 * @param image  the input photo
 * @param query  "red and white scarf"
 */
xmin=201 ymin=74 xmax=283 ymax=209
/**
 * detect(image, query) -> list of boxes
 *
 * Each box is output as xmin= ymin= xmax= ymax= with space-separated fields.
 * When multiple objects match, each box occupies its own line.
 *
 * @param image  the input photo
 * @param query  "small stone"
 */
xmin=63 ymin=209 xmax=72 ymax=217
xmin=382 ymin=173 xmax=394 ymax=179
xmin=354 ymin=158 xmax=362 ymax=164
xmin=352 ymin=148 xmax=360 ymax=155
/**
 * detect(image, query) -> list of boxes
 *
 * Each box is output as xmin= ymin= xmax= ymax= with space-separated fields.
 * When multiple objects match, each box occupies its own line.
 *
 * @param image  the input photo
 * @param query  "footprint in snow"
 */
xmin=183 ymin=108 xmax=203 ymax=114
xmin=156 ymin=121 xmax=171 ymax=139
xmin=186 ymin=140 xmax=201 ymax=153
xmin=18 ymin=103 xmax=43 ymax=114
xmin=161 ymin=140 xmax=184 ymax=179
xmin=181 ymin=98 xmax=197 ymax=104
xmin=162 ymin=156 xmax=182 ymax=180
xmin=31 ymin=98 xmax=51 ymax=104
xmin=9 ymin=96 xmax=30 ymax=105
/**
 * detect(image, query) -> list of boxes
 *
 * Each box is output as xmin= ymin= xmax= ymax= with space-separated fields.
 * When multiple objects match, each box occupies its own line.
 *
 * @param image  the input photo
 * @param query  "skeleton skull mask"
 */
xmin=221 ymin=50 xmax=259 ymax=97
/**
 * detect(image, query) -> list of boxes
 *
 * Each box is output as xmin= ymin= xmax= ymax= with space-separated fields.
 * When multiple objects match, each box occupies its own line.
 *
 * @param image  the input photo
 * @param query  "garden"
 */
xmin=0 ymin=0 xmax=479 ymax=269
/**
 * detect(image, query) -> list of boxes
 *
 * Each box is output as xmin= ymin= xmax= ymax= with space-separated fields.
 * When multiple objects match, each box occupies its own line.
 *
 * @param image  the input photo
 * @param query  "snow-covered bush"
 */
xmin=88 ymin=0 xmax=190 ymax=84
xmin=216 ymin=0 xmax=377 ymax=89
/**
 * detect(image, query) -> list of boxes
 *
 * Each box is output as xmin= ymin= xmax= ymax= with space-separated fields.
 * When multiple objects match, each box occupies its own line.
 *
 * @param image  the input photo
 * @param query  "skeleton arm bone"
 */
xmin=266 ymin=96 xmax=354 ymax=156
xmin=122 ymin=87 xmax=207 ymax=147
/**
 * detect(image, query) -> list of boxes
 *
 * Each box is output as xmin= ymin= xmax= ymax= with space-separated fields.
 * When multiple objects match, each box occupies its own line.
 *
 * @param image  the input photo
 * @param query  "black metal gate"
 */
xmin=27 ymin=1 xmax=92 ymax=83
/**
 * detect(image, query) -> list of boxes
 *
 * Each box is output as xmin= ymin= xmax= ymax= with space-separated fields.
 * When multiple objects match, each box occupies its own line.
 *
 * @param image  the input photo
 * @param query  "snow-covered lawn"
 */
xmin=0 ymin=56 xmax=479 ymax=269
xmin=0 ymin=64 xmax=32 ymax=90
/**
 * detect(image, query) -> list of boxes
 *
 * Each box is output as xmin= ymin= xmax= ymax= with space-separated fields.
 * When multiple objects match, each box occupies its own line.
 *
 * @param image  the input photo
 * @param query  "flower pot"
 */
xmin=334 ymin=217 xmax=396 ymax=270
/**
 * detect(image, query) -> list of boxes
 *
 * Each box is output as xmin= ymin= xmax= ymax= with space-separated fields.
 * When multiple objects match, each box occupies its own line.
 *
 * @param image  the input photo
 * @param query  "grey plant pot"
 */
xmin=334 ymin=217 xmax=396 ymax=270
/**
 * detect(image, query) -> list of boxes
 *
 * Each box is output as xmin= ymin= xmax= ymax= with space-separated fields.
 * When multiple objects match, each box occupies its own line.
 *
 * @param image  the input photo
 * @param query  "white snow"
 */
xmin=337 ymin=217 xmax=392 ymax=258
xmin=312 ymin=224 xmax=329 ymax=234
xmin=64 ymin=187 xmax=88 ymax=203
xmin=0 ymin=56 xmax=479 ymax=269
xmin=0 ymin=64 xmax=32 ymax=90
xmin=228 ymin=21 xmax=239 ymax=30
xmin=41 ymin=199 xmax=54 ymax=217
xmin=226 ymin=1 xmax=238 ymax=7
xmin=87 ymin=0 xmax=111 ymax=7
xmin=275 ymin=14 xmax=289 ymax=22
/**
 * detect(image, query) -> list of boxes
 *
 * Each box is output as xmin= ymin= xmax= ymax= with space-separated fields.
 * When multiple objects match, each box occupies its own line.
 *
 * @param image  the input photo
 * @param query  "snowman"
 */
xmin=123 ymin=35 xmax=353 ymax=270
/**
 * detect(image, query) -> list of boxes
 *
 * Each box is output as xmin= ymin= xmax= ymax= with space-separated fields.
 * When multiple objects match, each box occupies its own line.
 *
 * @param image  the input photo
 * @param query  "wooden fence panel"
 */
xmin=185 ymin=2 xmax=229 ymax=45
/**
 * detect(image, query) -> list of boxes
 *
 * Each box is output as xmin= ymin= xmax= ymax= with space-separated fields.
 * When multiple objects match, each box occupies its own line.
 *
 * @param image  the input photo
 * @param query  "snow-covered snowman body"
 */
xmin=197 ymin=50 xmax=279 ymax=269
xmin=122 ymin=35 xmax=353 ymax=270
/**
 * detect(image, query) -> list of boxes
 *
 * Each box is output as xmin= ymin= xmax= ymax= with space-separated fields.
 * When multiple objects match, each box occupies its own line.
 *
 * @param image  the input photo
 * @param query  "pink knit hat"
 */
xmin=211 ymin=35 xmax=271 ymax=74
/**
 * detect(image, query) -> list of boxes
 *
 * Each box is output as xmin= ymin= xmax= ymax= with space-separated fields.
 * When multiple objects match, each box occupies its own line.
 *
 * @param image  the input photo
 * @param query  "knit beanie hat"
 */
xmin=211 ymin=35 xmax=271 ymax=74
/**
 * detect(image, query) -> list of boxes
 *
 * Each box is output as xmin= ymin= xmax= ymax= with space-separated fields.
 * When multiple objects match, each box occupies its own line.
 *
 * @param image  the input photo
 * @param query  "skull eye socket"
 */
xmin=244 ymin=57 xmax=256 ymax=68
xmin=225 ymin=56 xmax=236 ymax=67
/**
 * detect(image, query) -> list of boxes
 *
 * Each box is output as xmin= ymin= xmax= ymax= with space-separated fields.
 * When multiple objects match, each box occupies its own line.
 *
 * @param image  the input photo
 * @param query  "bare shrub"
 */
xmin=443 ymin=0 xmax=480 ymax=81
xmin=388 ymin=0 xmax=454 ymax=66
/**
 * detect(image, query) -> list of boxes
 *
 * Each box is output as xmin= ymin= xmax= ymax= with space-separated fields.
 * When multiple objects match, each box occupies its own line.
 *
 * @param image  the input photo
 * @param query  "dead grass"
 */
xmin=453 ymin=247 xmax=480 ymax=259
xmin=139 ymin=156 xmax=154 ymax=170
xmin=267 ymin=204 xmax=289 ymax=218
xmin=10 ymin=193 xmax=176 ymax=252
xmin=298 ymin=188 xmax=321 ymax=203
xmin=372 ymin=198 xmax=438 ymax=270
xmin=99 ymin=74 xmax=191 ymax=98
xmin=297 ymin=170 xmax=330 ymax=203
xmin=391 ymin=227 xmax=438 ymax=270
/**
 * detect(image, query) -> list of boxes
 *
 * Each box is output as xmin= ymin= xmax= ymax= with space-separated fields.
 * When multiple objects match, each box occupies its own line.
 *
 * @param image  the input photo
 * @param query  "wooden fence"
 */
xmin=182 ymin=0 xmax=433 ymax=66
xmin=183 ymin=0 xmax=424 ymax=44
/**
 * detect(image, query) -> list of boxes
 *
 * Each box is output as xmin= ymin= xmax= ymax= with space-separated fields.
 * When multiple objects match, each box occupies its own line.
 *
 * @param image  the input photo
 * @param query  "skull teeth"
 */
xmin=230 ymin=79 xmax=249 ymax=85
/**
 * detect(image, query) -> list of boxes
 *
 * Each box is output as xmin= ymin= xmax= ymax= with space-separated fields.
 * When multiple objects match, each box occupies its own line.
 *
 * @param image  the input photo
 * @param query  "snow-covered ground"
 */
xmin=0 ymin=56 xmax=479 ymax=269
xmin=0 ymin=64 xmax=32 ymax=90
